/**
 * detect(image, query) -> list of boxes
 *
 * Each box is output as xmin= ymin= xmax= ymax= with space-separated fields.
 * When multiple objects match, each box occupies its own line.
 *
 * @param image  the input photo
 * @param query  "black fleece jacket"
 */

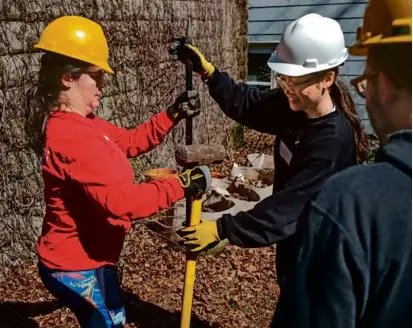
xmin=206 ymin=70 xmax=357 ymax=279
xmin=272 ymin=130 xmax=412 ymax=328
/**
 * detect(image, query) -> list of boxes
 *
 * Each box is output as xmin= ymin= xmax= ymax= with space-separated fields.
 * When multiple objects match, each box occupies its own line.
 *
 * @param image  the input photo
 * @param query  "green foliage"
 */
xmin=232 ymin=124 xmax=245 ymax=149
xmin=364 ymin=135 xmax=380 ymax=164
xmin=365 ymin=147 xmax=378 ymax=164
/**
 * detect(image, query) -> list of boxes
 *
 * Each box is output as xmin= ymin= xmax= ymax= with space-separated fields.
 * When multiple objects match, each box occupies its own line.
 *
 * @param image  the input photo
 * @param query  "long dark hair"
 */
xmin=330 ymin=68 xmax=368 ymax=163
xmin=25 ymin=52 xmax=89 ymax=155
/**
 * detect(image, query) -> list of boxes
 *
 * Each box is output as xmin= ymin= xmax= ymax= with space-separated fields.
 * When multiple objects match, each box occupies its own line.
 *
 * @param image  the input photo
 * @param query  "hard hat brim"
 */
xmin=348 ymin=43 xmax=368 ymax=56
xmin=349 ymin=34 xmax=413 ymax=57
xmin=34 ymin=45 xmax=114 ymax=74
xmin=267 ymin=51 xmax=347 ymax=77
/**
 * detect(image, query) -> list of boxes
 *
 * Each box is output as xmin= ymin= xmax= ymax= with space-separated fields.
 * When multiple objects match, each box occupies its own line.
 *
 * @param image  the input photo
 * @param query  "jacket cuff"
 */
xmin=216 ymin=216 xmax=228 ymax=240
xmin=203 ymin=68 xmax=221 ymax=88
xmin=158 ymin=110 xmax=179 ymax=129
xmin=167 ymin=176 xmax=185 ymax=201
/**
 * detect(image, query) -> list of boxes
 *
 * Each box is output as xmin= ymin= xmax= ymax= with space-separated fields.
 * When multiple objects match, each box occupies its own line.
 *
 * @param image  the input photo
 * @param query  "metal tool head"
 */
xmin=169 ymin=17 xmax=193 ymax=60
xmin=175 ymin=144 xmax=226 ymax=166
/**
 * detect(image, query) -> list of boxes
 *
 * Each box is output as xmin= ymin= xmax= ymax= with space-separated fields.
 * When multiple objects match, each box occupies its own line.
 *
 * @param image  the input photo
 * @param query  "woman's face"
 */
xmin=62 ymin=65 xmax=106 ymax=115
xmin=276 ymin=72 xmax=333 ymax=112
xmin=76 ymin=66 xmax=106 ymax=113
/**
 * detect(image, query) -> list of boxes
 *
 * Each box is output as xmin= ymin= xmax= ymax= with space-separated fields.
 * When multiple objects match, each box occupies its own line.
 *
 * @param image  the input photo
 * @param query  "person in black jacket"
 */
xmin=271 ymin=0 xmax=412 ymax=327
xmin=172 ymin=13 xmax=368 ymax=283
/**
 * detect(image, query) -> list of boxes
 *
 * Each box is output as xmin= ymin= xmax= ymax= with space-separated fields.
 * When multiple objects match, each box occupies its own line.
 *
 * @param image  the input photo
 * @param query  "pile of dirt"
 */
xmin=203 ymin=195 xmax=235 ymax=212
xmin=226 ymin=183 xmax=260 ymax=202
xmin=211 ymin=129 xmax=275 ymax=177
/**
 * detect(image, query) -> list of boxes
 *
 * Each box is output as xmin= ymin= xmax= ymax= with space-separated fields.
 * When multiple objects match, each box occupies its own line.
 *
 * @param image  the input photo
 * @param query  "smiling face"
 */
xmin=276 ymin=71 xmax=335 ymax=113
xmin=60 ymin=65 xmax=106 ymax=116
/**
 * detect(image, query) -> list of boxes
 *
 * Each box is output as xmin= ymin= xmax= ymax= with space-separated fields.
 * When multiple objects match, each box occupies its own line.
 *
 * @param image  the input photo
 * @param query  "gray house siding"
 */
xmin=248 ymin=0 xmax=371 ymax=132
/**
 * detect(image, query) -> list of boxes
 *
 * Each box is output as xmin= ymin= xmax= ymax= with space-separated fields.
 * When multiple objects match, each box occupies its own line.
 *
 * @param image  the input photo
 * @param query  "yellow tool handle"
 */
xmin=180 ymin=198 xmax=202 ymax=328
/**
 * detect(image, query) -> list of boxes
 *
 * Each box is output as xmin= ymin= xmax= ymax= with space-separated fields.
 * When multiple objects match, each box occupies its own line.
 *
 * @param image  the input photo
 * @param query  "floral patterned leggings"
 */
xmin=38 ymin=261 xmax=126 ymax=327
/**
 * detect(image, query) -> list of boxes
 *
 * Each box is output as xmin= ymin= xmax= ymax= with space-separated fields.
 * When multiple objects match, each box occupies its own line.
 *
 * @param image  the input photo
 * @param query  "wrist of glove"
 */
xmin=167 ymin=90 xmax=201 ymax=122
xmin=169 ymin=43 xmax=215 ymax=79
xmin=193 ymin=45 xmax=215 ymax=80
xmin=177 ymin=165 xmax=211 ymax=197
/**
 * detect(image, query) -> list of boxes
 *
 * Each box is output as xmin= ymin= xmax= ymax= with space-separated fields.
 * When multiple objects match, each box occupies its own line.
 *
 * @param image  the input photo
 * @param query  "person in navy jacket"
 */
xmin=272 ymin=0 xmax=412 ymax=327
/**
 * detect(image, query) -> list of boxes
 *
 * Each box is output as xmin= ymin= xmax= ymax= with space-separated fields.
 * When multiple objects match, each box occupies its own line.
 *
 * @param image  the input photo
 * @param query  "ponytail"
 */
xmin=330 ymin=71 xmax=368 ymax=163
xmin=24 ymin=83 xmax=50 ymax=156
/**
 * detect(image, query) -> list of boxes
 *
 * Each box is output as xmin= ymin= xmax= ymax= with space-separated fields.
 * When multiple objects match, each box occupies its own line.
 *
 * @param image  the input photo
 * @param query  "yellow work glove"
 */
xmin=169 ymin=43 xmax=215 ymax=79
xmin=177 ymin=219 xmax=220 ymax=253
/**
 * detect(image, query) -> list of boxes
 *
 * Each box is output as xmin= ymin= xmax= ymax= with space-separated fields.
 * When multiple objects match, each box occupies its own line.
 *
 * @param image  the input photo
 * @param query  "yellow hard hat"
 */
xmin=35 ymin=16 xmax=114 ymax=73
xmin=349 ymin=0 xmax=412 ymax=56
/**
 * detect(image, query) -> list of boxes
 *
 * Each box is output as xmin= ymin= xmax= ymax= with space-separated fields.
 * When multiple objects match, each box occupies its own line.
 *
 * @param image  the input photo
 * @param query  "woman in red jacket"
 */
xmin=25 ymin=16 xmax=210 ymax=328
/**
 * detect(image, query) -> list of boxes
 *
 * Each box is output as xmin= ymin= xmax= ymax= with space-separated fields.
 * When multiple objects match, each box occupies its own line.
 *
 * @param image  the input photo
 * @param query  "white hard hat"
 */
xmin=267 ymin=13 xmax=348 ymax=77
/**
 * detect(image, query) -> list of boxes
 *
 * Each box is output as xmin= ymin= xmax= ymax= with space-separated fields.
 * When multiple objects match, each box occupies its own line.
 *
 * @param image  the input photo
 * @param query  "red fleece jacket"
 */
xmin=38 ymin=110 xmax=184 ymax=270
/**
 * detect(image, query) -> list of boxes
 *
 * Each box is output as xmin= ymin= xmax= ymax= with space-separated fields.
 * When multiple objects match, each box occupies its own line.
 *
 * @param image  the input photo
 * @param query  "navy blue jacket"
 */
xmin=272 ymin=130 xmax=412 ymax=328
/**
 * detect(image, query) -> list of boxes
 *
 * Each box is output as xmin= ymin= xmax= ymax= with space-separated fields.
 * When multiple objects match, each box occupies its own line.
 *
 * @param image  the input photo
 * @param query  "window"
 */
xmin=247 ymin=42 xmax=279 ymax=89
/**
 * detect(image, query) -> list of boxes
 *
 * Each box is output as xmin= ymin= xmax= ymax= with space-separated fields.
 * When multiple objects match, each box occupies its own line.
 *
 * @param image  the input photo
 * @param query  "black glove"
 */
xmin=169 ymin=43 xmax=215 ymax=79
xmin=177 ymin=165 xmax=211 ymax=197
xmin=167 ymin=90 xmax=201 ymax=121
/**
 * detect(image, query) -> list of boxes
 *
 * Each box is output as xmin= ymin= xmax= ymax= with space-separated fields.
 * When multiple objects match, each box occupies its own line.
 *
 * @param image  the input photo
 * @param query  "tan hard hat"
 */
xmin=349 ymin=0 xmax=412 ymax=56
